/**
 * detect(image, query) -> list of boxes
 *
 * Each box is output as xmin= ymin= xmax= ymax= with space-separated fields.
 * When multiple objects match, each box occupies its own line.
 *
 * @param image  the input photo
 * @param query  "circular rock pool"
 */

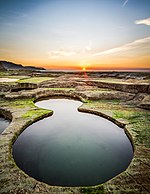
xmin=13 ymin=99 xmax=133 ymax=186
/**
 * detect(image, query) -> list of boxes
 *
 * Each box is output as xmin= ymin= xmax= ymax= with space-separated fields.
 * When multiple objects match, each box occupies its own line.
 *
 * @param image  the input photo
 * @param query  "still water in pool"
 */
xmin=13 ymin=99 xmax=133 ymax=186
xmin=0 ymin=117 xmax=10 ymax=134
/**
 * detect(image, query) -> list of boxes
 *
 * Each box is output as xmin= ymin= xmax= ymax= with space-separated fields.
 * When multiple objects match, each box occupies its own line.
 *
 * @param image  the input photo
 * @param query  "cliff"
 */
xmin=0 ymin=61 xmax=45 ymax=71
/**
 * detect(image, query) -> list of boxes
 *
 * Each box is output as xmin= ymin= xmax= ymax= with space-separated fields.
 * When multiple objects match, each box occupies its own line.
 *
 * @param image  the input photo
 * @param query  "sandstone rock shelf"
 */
xmin=0 ymin=71 xmax=149 ymax=194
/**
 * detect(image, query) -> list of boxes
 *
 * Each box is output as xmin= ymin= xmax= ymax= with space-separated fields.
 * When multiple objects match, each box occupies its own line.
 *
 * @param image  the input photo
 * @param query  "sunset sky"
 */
xmin=0 ymin=0 xmax=150 ymax=70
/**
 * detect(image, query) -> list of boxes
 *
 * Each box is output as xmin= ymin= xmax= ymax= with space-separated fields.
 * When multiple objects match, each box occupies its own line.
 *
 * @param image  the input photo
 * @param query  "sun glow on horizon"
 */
xmin=0 ymin=0 xmax=150 ymax=70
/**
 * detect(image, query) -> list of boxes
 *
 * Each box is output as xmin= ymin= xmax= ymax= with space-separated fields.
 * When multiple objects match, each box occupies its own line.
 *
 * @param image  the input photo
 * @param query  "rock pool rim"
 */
xmin=0 ymin=108 xmax=11 ymax=135
xmin=0 ymin=108 xmax=12 ymax=122
xmin=11 ymin=95 xmax=134 ymax=188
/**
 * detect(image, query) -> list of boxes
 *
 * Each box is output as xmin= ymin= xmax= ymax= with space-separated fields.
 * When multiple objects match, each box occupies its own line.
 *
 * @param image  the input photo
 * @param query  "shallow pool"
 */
xmin=0 ymin=117 xmax=10 ymax=134
xmin=13 ymin=99 xmax=133 ymax=186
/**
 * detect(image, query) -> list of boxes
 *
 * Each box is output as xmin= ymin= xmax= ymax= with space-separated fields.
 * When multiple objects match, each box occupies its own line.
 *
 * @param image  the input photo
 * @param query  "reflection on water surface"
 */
xmin=0 ymin=117 xmax=10 ymax=134
xmin=13 ymin=99 xmax=133 ymax=186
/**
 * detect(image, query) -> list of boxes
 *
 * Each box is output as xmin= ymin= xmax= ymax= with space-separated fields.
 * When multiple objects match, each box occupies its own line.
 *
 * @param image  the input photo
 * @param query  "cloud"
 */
xmin=85 ymin=40 xmax=92 ymax=51
xmin=92 ymin=37 xmax=150 ymax=56
xmin=48 ymin=49 xmax=76 ymax=59
xmin=48 ymin=41 xmax=93 ymax=59
xmin=135 ymin=18 xmax=150 ymax=26
xmin=122 ymin=0 xmax=129 ymax=7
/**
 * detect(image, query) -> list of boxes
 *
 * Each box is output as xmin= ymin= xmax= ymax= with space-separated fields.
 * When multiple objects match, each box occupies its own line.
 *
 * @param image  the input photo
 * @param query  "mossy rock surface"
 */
xmin=0 ymin=73 xmax=150 ymax=194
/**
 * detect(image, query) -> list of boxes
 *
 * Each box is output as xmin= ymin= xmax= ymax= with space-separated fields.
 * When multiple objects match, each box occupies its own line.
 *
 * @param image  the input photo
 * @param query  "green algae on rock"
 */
xmin=0 ymin=72 xmax=150 ymax=194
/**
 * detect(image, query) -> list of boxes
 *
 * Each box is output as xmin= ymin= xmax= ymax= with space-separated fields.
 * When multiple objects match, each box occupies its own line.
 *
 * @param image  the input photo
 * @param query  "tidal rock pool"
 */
xmin=0 ymin=117 xmax=10 ymax=134
xmin=13 ymin=99 xmax=133 ymax=186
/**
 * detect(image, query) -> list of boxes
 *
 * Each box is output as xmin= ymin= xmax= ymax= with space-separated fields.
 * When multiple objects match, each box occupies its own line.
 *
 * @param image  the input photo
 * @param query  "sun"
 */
xmin=82 ymin=67 xmax=86 ymax=71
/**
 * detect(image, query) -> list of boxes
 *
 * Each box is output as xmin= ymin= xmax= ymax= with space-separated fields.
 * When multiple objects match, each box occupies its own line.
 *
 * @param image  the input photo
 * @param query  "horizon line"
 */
xmin=43 ymin=68 xmax=150 ymax=73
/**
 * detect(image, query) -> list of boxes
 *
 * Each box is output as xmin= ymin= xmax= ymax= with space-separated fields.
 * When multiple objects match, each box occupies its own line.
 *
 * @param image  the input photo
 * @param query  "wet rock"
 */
xmin=39 ymin=80 xmax=88 ymax=88
xmin=148 ymin=85 xmax=150 ymax=94
xmin=87 ymin=81 xmax=149 ymax=94
xmin=78 ymin=90 xmax=135 ymax=101
xmin=0 ymin=84 xmax=10 ymax=92
xmin=11 ymin=83 xmax=38 ymax=92
xmin=75 ymin=86 xmax=99 ymax=91
xmin=138 ymin=95 xmax=150 ymax=110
